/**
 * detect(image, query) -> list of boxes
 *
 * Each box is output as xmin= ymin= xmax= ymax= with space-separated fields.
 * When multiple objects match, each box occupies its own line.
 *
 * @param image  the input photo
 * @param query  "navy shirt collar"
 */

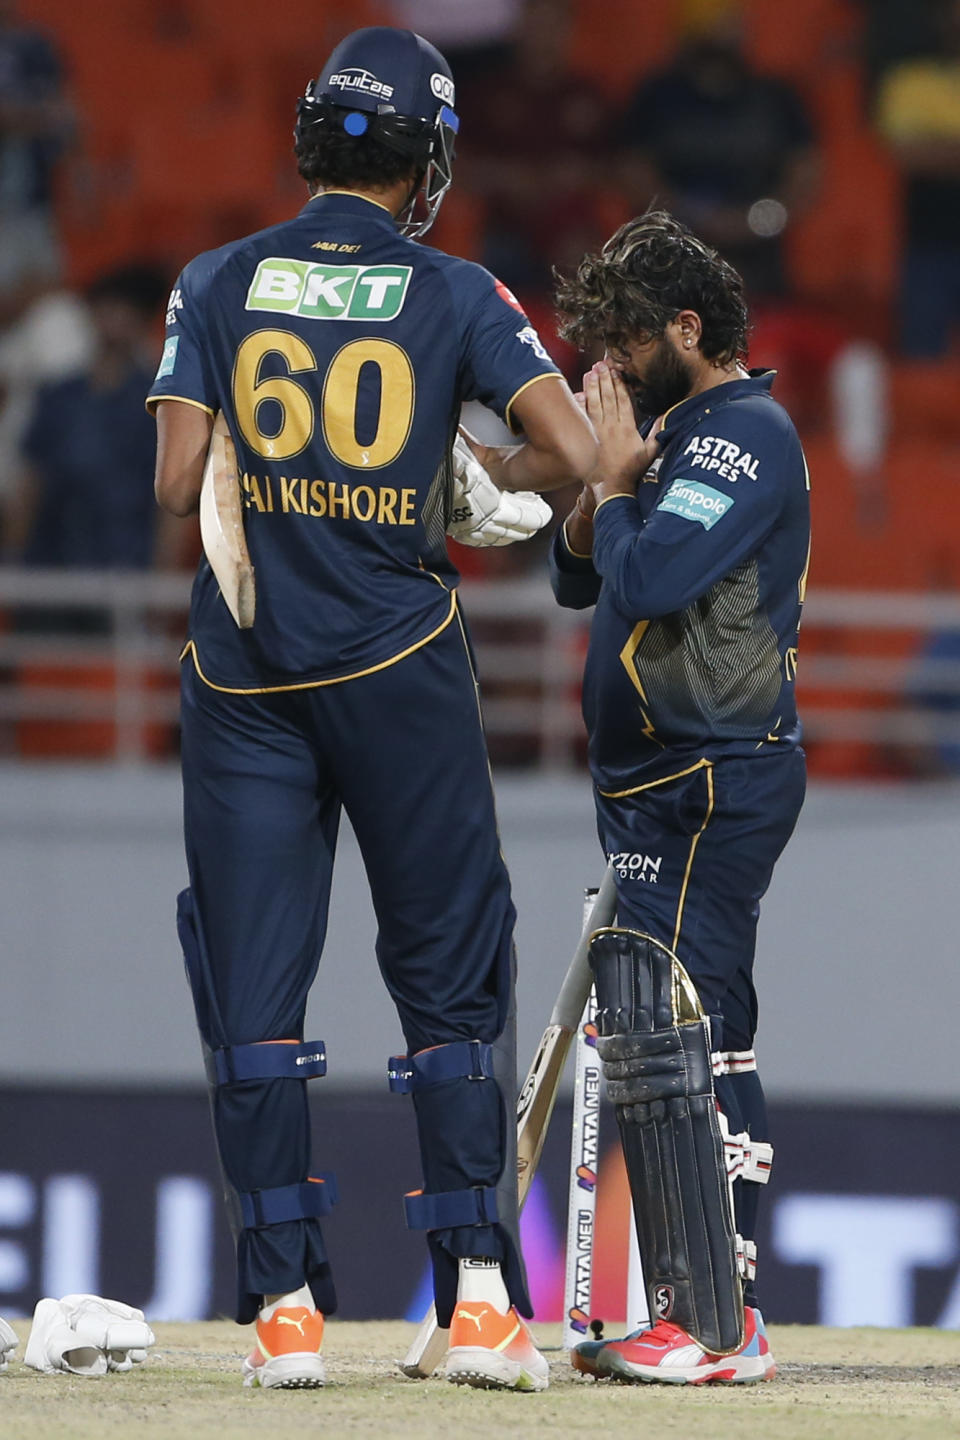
xmin=300 ymin=191 xmax=398 ymax=228
xmin=657 ymin=368 xmax=776 ymax=437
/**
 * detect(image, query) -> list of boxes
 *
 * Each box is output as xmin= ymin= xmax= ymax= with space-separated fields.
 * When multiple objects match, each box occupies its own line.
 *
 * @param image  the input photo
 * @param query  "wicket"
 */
xmin=562 ymin=890 xmax=649 ymax=1347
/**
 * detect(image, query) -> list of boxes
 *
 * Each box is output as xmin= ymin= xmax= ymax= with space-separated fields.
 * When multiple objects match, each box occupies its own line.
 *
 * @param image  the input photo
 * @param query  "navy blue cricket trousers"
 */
xmin=178 ymin=614 xmax=518 ymax=1324
xmin=595 ymin=750 xmax=805 ymax=1054
xmin=595 ymin=748 xmax=805 ymax=1299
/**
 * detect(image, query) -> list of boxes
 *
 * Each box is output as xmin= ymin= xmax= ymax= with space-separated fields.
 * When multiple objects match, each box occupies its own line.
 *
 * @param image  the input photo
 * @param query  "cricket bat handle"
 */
xmin=548 ymin=861 xmax=617 ymax=1031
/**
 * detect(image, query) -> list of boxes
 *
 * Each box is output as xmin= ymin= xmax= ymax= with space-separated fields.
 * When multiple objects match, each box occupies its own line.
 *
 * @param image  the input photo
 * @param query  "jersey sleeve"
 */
xmin=146 ymin=259 xmax=218 ymax=416
xmin=456 ymin=269 xmax=561 ymax=433
xmin=591 ymin=407 xmax=792 ymax=619
xmin=549 ymin=522 xmax=602 ymax=610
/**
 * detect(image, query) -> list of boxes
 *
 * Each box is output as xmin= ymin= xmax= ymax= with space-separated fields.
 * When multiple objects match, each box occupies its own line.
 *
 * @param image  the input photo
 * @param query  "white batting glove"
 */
xmin=447 ymin=432 xmax=552 ymax=547
xmin=0 ymin=1316 xmax=17 ymax=1371
xmin=24 ymin=1295 xmax=155 ymax=1376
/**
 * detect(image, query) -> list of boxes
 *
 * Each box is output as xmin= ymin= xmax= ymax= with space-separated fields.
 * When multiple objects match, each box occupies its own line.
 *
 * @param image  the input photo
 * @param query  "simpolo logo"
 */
xmin=660 ymin=477 xmax=734 ymax=531
xmin=246 ymin=259 xmax=413 ymax=321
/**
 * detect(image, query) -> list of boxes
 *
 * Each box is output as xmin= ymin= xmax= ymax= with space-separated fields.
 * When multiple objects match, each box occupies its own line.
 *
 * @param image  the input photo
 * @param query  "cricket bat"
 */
xmin=398 ymin=862 xmax=618 ymax=1378
xmin=199 ymin=411 xmax=255 ymax=629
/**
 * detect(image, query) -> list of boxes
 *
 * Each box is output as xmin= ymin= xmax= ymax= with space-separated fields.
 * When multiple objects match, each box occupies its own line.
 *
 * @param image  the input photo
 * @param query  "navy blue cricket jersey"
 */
xmin=550 ymin=372 xmax=810 ymax=792
xmin=148 ymin=191 xmax=560 ymax=689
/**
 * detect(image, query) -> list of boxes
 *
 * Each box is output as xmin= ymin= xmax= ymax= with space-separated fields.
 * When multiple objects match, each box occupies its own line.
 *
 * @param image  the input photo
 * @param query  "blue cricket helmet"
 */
xmin=295 ymin=27 xmax=460 ymax=239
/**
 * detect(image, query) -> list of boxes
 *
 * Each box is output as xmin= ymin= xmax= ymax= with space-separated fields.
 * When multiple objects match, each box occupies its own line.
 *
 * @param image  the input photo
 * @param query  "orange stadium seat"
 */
xmin=787 ymin=131 xmax=900 ymax=334
xmin=16 ymin=663 xmax=178 ymax=761
xmin=890 ymin=362 xmax=960 ymax=444
xmin=802 ymin=435 xmax=945 ymax=591
xmin=744 ymin=0 xmax=858 ymax=86
xmin=568 ymin=0 xmax=676 ymax=97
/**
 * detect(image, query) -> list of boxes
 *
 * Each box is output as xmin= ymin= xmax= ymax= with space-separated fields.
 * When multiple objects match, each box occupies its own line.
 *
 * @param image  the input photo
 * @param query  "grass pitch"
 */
xmin=2 ymin=1320 xmax=958 ymax=1440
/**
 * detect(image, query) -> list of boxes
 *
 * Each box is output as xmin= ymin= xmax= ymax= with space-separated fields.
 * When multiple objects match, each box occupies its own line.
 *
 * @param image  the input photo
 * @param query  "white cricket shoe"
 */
xmin=445 ymin=1302 xmax=549 ymax=1392
xmin=574 ymin=1305 xmax=776 ymax=1385
xmin=241 ymin=1302 xmax=326 ymax=1389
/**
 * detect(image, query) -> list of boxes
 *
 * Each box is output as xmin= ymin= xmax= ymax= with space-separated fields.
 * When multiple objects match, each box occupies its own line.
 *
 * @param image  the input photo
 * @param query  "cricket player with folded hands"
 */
xmin=551 ymin=211 xmax=809 ymax=1384
xmin=149 ymin=25 xmax=595 ymax=1393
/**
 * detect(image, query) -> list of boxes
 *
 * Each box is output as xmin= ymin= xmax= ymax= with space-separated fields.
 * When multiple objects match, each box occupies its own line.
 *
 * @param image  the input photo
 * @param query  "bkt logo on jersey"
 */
xmin=328 ymin=68 xmax=394 ymax=100
xmin=246 ymin=259 xmax=412 ymax=321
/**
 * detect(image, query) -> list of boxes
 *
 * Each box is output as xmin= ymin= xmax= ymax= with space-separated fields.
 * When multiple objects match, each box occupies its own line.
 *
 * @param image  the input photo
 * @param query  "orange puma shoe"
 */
xmin=241 ymin=1304 xmax=325 ymax=1389
xmin=445 ymin=1302 xmax=549 ymax=1392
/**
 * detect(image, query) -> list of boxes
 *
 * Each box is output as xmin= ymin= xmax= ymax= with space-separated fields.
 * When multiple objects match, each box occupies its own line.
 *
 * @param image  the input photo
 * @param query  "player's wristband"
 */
xmin=562 ymin=518 xmax=594 ymax=561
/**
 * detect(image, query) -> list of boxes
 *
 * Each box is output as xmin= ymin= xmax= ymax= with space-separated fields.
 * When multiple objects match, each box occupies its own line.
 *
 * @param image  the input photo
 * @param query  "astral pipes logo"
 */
xmin=328 ymin=68 xmax=394 ymax=100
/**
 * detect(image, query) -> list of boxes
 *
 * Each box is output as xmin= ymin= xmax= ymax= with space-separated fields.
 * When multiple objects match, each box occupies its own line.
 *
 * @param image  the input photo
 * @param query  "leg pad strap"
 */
xmin=403 ymin=1185 xmax=499 ymax=1231
xmin=388 ymin=1039 xmax=494 ymax=1094
xmin=718 ymin=1108 xmax=773 ymax=1184
xmin=713 ymin=1048 xmax=757 ymax=1076
xmin=238 ymin=1174 xmax=337 ymax=1229
xmin=206 ymin=1039 xmax=327 ymax=1086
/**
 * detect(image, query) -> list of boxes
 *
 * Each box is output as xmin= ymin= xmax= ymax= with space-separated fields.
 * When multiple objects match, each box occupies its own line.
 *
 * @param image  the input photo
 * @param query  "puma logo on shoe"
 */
xmin=276 ymin=1315 xmax=307 ymax=1337
xmin=456 ymin=1308 xmax=487 ymax=1332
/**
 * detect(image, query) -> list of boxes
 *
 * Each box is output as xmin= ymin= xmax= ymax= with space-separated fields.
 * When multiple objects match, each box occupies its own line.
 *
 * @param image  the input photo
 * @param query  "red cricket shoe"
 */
xmin=241 ymin=1304 xmax=326 ymax=1389
xmin=575 ymin=1306 xmax=776 ymax=1385
xmin=445 ymin=1301 xmax=549 ymax=1392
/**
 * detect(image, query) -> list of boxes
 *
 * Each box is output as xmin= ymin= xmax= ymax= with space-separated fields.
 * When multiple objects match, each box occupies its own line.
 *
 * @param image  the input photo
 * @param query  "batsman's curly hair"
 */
xmin=296 ymin=129 xmax=415 ymax=191
xmin=555 ymin=210 xmax=748 ymax=365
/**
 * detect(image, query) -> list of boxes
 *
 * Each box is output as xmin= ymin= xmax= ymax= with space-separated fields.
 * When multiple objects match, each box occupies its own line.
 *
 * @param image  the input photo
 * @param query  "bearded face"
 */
xmin=618 ymin=335 xmax=695 ymax=417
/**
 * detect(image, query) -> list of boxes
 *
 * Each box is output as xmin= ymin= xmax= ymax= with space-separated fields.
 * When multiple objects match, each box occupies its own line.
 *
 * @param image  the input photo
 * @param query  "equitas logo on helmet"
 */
xmin=328 ymin=68 xmax=395 ymax=101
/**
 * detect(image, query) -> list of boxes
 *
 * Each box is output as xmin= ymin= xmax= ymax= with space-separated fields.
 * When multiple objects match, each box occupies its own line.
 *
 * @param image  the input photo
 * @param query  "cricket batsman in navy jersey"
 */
xmin=550 ymin=212 xmax=809 ymax=1384
xmin=148 ymin=27 xmax=595 ymax=1392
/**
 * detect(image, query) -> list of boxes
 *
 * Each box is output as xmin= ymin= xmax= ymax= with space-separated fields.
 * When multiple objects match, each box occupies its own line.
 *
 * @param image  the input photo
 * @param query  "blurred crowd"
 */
xmin=0 ymin=0 xmax=959 ymax=772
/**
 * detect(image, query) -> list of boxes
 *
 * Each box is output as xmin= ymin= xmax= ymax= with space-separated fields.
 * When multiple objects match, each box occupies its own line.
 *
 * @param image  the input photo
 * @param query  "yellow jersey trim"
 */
xmin=504 ymin=372 xmax=564 ymax=433
xmin=561 ymin=518 xmax=593 ymax=560
xmin=672 ymin=762 xmax=714 ymax=952
xmin=616 ymin=619 xmax=663 ymax=747
xmin=308 ymin=189 xmax=393 ymax=214
xmin=594 ymin=492 xmax=633 ymax=515
xmin=146 ymin=394 xmax=216 ymax=418
xmin=598 ymin=755 xmax=711 ymax=800
xmin=181 ymin=592 xmax=458 ymax=694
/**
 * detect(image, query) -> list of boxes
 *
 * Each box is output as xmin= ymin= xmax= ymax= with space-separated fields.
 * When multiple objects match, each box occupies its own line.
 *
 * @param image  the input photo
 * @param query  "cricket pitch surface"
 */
xmin=2 ymin=1320 xmax=958 ymax=1439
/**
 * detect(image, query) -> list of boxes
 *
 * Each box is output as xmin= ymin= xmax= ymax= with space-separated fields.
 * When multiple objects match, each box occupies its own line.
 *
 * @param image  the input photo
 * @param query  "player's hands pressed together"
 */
xmin=584 ymin=361 xmax=661 ymax=506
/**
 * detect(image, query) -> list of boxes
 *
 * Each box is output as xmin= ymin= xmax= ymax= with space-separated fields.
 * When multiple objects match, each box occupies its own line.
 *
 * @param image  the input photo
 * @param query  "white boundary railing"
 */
xmin=0 ymin=568 xmax=958 ymax=766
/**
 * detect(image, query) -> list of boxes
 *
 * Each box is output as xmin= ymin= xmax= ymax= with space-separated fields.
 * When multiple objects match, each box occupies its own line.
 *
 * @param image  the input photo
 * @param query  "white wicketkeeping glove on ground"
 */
xmin=24 ymin=1295 xmax=155 ymax=1376
xmin=0 ymin=1316 xmax=17 ymax=1371
xmin=447 ymin=432 xmax=553 ymax=547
